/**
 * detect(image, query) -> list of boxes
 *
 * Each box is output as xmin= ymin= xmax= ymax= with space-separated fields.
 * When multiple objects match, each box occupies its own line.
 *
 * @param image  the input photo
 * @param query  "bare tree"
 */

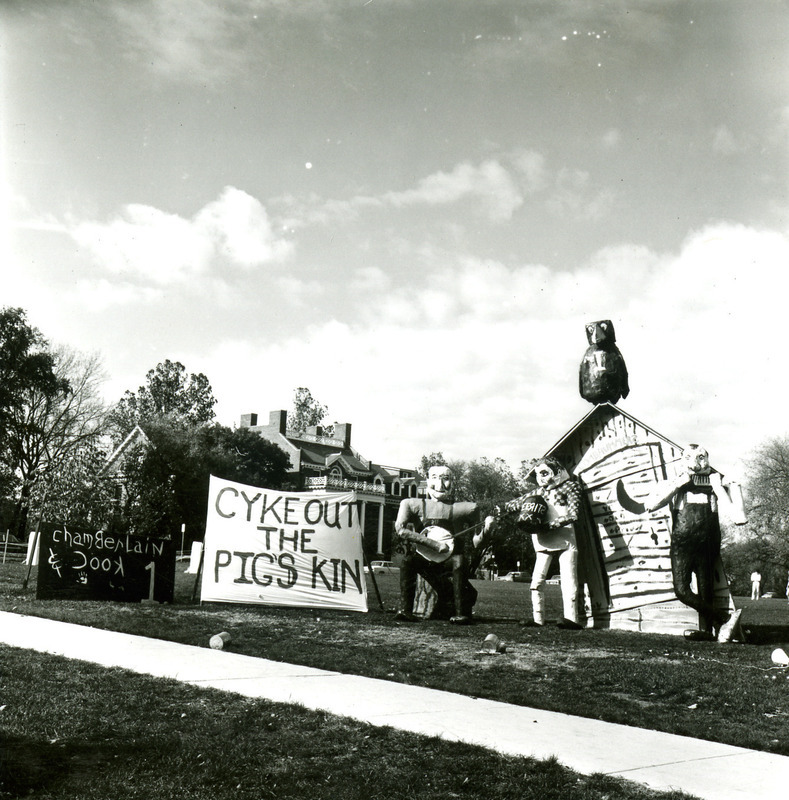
xmin=7 ymin=347 xmax=111 ymax=536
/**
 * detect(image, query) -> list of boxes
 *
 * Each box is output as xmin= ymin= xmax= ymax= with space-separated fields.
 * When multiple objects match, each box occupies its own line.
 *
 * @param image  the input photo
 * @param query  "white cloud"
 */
xmin=195 ymin=187 xmax=294 ymax=266
xmin=546 ymin=168 xmax=615 ymax=220
xmin=74 ymin=279 xmax=162 ymax=310
xmin=511 ymin=149 xmax=548 ymax=191
xmin=70 ymin=187 xmax=293 ymax=286
xmin=72 ymin=205 xmax=213 ymax=285
xmin=287 ymin=151 xmax=594 ymax=229
xmin=712 ymin=125 xmax=742 ymax=155
xmin=205 ymin=222 xmax=789 ymax=477
xmin=602 ymin=128 xmax=621 ymax=148
xmin=382 ymin=159 xmax=524 ymax=222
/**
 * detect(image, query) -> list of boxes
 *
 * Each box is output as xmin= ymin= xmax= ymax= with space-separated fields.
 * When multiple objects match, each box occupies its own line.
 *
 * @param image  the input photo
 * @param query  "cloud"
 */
xmin=546 ymin=168 xmax=615 ymax=220
xmin=110 ymin=0 xmax=248 ymax=84
xmin=205 ymin=222 xmax=789 ymax=476
xmin=285 ymin=150 xmax=594 ymax=229
xmin=602 ymin=129 xmax=621 ymax=148
xmin=381 ymin=159 xmax=524 ymax=223
xmin=712 ymin=125 xmax=743 ymax=155
xmin=71 ymin=187 xmax=293 ymax=286
xmin=108 ymin=0 xmax=338 ymax=85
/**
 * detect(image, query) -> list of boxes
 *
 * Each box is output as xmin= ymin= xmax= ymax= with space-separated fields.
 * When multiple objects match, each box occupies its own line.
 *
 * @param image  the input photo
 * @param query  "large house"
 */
xmin=240 ymin=410 xmax=420 ymax=558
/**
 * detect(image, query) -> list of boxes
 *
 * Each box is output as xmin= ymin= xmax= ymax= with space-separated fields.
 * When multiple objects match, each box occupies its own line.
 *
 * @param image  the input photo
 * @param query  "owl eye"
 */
xmin=587 ymin=325 xmax=594 ymax=333
xmin=600 ymin=322 xmax=608 ymax=330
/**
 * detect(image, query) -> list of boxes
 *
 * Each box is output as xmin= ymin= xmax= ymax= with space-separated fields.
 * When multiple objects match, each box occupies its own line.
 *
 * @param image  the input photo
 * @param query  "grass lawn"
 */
xmin=1 ymin=562 xmax=788 ymax=798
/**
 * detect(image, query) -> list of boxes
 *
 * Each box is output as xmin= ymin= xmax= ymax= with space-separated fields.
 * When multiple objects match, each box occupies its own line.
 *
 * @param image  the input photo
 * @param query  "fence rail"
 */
xmin=1 ymin=538 xmax=28 ymax=564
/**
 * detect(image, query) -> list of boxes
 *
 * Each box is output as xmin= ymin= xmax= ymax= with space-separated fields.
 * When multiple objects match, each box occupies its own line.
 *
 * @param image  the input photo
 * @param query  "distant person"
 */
xmin=751 ymin=570 xmax=762 ymax=600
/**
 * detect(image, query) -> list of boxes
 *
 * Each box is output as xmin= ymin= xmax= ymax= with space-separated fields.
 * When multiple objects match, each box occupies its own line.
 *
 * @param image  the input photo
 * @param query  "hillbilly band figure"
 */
xmin=496 ymin=457 xmax=583 ymax=629
xmin=395 ymin=465 xmax=493 ymax=624
xmin=643 ymin=443 xmax=746 ymax=641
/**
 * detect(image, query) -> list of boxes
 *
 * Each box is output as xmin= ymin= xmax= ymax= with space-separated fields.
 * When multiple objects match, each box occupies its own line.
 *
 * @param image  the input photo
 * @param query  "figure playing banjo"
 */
xmin=395 ymin=464 xmax=493 ymax=624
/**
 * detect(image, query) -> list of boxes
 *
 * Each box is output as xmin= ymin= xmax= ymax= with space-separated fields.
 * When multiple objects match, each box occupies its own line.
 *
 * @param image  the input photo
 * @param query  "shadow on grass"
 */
xmin=0 ymin=732 xmax=153 ymax=798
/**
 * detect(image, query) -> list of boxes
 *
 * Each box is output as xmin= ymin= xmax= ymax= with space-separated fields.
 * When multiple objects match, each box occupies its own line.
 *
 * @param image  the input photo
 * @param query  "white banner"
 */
xmin=201 ymin=476 xmax=367 ymax=612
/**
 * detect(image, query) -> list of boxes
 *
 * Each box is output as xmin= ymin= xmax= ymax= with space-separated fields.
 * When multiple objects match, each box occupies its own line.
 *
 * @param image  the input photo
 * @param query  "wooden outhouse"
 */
xmin=544 ymin=403 xmax=733 ymax=635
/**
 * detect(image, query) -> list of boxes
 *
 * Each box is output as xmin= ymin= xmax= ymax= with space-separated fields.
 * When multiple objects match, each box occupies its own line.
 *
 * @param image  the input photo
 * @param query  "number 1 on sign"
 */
xmin=145 ymin=561 xmax=155 ymax=602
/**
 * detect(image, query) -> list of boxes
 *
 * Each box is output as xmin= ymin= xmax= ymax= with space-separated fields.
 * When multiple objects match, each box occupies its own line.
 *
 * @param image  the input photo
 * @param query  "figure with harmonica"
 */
xmin=395 ymin=464 xmax=492 ymax=624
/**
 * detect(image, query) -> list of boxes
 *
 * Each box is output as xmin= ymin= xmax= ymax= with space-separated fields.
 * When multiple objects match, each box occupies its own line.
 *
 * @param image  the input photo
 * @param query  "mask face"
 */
xmin=534 ymin=464 xmax=556 ymax=487
xmin=683 ymin=446 xmax=710 ymax=475
xmin=427 ymin=466 xmax=453 ymax=501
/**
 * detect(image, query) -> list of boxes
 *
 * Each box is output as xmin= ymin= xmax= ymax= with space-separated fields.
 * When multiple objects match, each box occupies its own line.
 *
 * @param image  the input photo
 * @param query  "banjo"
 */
xmin=414 ymin=525 xmax=455 ymax=563
xmin=413 ymin=521 xmax=485 ymax=564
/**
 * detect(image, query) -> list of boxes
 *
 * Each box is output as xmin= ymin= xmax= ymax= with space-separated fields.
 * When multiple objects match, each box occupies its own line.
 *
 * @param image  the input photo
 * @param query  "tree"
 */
xmin=4 ymin=346 xmax=110 ymax=537
xmin=0 ymin=307 xmax=68 ymax=501
xmin=109 ymin=359 xmax=216 ymax=441
xmin=34 ymin=440 xmax=116 ymax=530
xmin=416 ymin=453 xmax=523 ymax=574
xmin=457 ymin=457 xmax=523 ymax=574
xmin=115 ymin=420 xmax=291 ymax=542
xmin=289 ymin=387 xmax=330 ymax=435
xmin=736 ymin=435 xmax=789 ymax=594
xmin=418 ymin=452 xmax=447 ymax=477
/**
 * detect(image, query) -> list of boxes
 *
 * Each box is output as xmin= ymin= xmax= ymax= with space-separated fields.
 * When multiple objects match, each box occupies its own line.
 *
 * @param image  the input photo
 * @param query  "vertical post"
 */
xmin=376 ymin=501 xmax=384 ymax=555
xmin=145 ymin=561 xmax=156 ymax=602
xmin=22 ymin=484 xmax=48 ymax=591
xmin=180 ymin=523 xmax=186 ymax=557
xmin=191 ymin=544 xmax=205 ymax=603
xmin=21 ymin=528 xmax=40 ymax=590
xmin=2 ymin=529 xmax=8 ymax=564
xmin=363 ymin=548 xmax=385 ymax=612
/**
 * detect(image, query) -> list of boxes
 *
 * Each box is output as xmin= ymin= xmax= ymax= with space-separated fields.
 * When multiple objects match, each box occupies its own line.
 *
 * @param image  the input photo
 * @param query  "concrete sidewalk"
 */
xmin=1 ymin=611 xmax=787 ymax=800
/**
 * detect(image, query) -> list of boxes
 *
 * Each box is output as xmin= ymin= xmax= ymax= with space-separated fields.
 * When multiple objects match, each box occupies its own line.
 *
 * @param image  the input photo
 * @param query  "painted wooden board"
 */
xmin=549 ymin=406 xmax=733 ymax=635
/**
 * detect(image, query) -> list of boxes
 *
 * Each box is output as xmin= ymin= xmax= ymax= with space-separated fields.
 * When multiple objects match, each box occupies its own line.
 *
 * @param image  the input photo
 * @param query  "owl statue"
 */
xmin=579 ymin=320 xmax=630 ymax=405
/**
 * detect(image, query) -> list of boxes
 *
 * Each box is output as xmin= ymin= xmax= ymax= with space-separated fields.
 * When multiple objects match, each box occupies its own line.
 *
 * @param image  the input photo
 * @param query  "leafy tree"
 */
xmin=733 ymin=435 xmax=789 ymax=595
xmin=416 ymin=453 xmax=523 ymax=574
xmin=418 ymin=452 xmax=447 ymax=477
xmin=115 ymin=420 xmax=291 ymax=542
xmin=110 ymin=359 xmax=216 ymax=441
xmin=458 ymin=457 xmax=524 ymax=574
xmin=289 ymin=387 xmax=330 ymax=435
xmin=0 ymin=307 xmax=68 ymax=501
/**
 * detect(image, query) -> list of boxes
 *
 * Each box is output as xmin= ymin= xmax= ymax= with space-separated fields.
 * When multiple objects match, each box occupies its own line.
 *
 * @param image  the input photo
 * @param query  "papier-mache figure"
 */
xmin=395 ymin=465 xmax=493 ymax=624
xmin=498 ymin=457 xmax=583 ymax=629
xmin=644 ymin=443 xmax=746 ymax=641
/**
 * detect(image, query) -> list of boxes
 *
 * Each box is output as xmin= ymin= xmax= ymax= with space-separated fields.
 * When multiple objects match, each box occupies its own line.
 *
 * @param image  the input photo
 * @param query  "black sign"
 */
xmin=36 ymin=524 xmax=175 ymax=602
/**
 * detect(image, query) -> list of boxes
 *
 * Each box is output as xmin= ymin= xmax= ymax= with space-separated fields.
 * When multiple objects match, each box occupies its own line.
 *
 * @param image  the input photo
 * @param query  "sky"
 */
xmin=2 ymin=0 xmax=788 ymax=480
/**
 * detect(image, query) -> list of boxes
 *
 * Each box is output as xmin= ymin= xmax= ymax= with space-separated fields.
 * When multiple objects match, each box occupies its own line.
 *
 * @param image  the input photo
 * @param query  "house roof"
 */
xmin=542 ymin=403 xmax=682 ymax=458
xmin=291 ymin=439 xmax=376 ymax=478
xmin=102 ymin=425 xmax=151 ymax=475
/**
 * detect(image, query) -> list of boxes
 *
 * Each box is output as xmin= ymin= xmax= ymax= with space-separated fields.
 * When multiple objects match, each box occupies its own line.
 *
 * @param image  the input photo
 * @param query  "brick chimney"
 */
xmin=269 ymin=410 xmax=287 ymax=433
xmin=240 ymin=413 xmax=258 ymax=428
xmin=334 ymin=423 xmax=351 ymax=447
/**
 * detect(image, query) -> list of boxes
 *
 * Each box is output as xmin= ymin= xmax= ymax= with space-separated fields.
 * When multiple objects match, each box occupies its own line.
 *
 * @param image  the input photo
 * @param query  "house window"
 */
xmin=393 ymin=481 xmax=400 ymax=496
xmin=329 ymin=466 xmax=342 ymax=481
